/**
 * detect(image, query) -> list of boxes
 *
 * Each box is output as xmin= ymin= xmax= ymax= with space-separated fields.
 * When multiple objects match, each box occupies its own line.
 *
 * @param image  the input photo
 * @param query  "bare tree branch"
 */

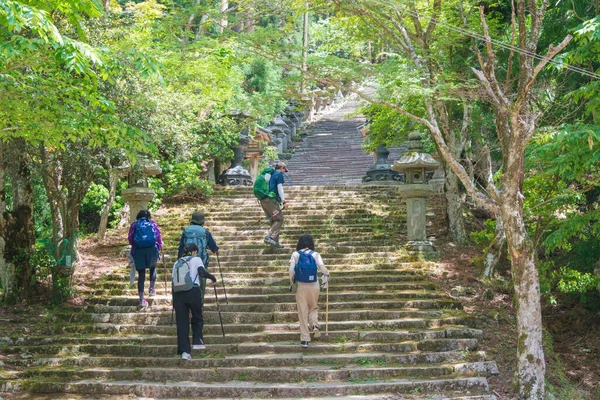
xmin=504 ymin=0 xmax=517 ymax=93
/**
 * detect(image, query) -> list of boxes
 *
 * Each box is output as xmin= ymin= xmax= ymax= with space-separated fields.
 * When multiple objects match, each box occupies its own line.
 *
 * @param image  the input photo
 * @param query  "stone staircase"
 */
xmin=287 ymin=98 xmax=402 ymax=186
xmin=0 ymin=186 xmax=497 ymax=399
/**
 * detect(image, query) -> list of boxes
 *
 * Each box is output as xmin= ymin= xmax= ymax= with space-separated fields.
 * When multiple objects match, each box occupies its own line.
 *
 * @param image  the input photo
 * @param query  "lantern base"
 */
xmin=406 ymin=240 xmax=439 ymax=259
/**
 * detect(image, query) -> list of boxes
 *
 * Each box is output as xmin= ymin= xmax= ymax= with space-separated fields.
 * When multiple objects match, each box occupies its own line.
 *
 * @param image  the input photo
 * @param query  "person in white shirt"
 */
xmin=173 ymin=243 xmax=217 ymax=360
xmin=289 ymin=234 xmax=330 ymax=348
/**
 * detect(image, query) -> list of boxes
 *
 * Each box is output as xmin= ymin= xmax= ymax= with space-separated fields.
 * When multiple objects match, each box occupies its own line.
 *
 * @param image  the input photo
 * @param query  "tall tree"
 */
xmin=296 ymin=0 xmax=572 ymax=397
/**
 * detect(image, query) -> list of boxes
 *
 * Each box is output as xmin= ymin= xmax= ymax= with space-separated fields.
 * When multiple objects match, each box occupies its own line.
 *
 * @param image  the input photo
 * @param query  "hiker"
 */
xmin=128 ymin=209 xmax=163 ymax=307
xmin=260 ymin=161 xmax=288 ymax=248
xmin=289 ymin=234 xmax=330 ymax=348
xmin=172 ymin=243 xmax=217 ymax=360
xmin=177 ymin=211 xmax=219 ymax=304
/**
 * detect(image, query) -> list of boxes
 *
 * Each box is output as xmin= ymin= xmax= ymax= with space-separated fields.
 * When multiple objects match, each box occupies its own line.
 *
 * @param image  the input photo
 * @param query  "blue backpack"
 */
xmin=294 ymin=250 xmax=318 ymax=283
xmin=182 ymin=225 xmax=209 ymax=265
xmin=133 ymin=219 xmax=156 ymax=248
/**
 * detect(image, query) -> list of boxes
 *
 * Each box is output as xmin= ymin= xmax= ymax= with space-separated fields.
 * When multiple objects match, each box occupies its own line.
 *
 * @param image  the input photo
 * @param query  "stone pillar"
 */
xmin=406 ymin=197 xmax=427 ymax=241
xmin=248 ymin=155 xmax=260 ymax=180
xmin=122 ymin=187 xmax=156 ymax=224
xmin=207 ymin=160 xmax=216 ymax=183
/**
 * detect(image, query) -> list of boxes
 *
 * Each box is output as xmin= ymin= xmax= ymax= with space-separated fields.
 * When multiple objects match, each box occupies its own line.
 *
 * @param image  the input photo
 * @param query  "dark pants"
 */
xmin=134 ymin=246 xmax=158 ymax=297
xmin=137 ymin=266 xmax=157 ymax=295
xmin=173 ymin=287 xmax=204 ymax=354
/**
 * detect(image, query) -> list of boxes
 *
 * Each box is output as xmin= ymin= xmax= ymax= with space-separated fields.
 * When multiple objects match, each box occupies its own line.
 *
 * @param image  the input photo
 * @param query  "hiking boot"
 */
xmin=264 ymin=236 xmax=277 ymax=246
xmin=139 ymin=298 xmax=148 ymax=308
xmin=301 ymin=341 xmax=309 ymax=348
xmin=193 ymin=339 xmax=206 ymax=350
xmin=181 ymin=352 xmax=192 ymax=360
xmin=313 ymin=325 xmax=321 ymax=338
xmin=149 ymin=287 xmax=156 ymax=297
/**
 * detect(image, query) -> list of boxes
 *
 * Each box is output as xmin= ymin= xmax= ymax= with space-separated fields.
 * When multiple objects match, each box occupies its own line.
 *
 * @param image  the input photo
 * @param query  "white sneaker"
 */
xmin=313 ymin=325 xmax=321 ymax=338
xmin=192 ymin=344 xmax=206 ymax=350
xmin=181 ymin=352 xmax=192 ymax=360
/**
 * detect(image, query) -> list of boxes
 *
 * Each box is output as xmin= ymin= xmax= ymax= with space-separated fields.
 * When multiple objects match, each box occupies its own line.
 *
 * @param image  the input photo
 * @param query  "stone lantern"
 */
xmin=217 ymin=112 xmax=254 ymax=186
xmin=392 ymin=132 xmax=440 ymax=255
xmin=363 ymin=145 xmax=404 ymax=184
xmin=121 ymin=159 xmax=162 ymax=224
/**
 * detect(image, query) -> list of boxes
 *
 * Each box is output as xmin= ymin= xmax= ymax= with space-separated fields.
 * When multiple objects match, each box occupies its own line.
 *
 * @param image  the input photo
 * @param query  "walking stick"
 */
xmin=213 ymin=283 xmax=225 ymax=337
xmin=161 ymin=248 xmax=168 ymax=297
xmin=215 ymin=253 xmax=228 ymax=304
xmin=325 ymin=280 xmax=329 ymax=338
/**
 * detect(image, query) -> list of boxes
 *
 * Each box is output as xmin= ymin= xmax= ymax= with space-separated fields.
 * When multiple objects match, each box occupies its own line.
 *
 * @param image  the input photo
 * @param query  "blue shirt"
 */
xmin=269 ymin=170 xmax=285 ymax=202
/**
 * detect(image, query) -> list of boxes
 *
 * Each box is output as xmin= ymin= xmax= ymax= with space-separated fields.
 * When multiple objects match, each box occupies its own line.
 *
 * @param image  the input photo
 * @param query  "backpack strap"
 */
xmin=180 ymin=256 xmax=199 ymax=286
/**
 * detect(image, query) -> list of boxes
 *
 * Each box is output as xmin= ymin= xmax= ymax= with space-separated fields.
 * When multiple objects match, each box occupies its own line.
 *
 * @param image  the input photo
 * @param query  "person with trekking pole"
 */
xmin=255 ymin=161 xmax=288 ymax=249
xmin=128 ymin=209 xmax=163 ymax=308
xmin=289 ymin=234 xmax=330 ymax=348
xmin=177 ymin=211 xmax=220 ymax=305
xmin=172 ymin=243 xmax=217 ymax=360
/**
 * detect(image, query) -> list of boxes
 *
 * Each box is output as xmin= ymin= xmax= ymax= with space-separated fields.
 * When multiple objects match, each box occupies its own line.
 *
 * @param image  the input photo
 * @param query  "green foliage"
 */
xmin=162 ymin=160 xmax=214 ymax=200
xmin=470 ymin=220 xmax=496 ymax=247
xmin=554 ymin=268 xmax=599 ymax=294
xmin=80 ymin=183 xmax=110 ymax=234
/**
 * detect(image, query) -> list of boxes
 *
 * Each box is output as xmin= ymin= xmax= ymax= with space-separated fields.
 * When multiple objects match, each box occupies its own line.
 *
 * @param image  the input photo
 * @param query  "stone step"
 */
xmin=18 ymin=376 xmax=492 ymax=398
xmin=39 ymin=316 xmax=471 ymax=336
xmin=55 ymin=307 xmax=457 ymax=325
xmin=76 ymin=300 xmax=452 ymax=314
xmin=0 ymin=327 xmax=483 ymax=347
xmin=85 ymin=296 xmax=461 ymax=309
xmin=103 ymin=267 xmax=430 ymax=280
xmin=7 ymin=339 xmax=479 ymax=358
xmin=20 ymin=361 xmax=496 ymax=383
xmin=86 ymin=283 xmax=438 ymax=295
xmin=80 ymin=292 xmax=455 ymax=306
xmin=8 ymin=350 xmax=488 ymax=370
xmin=91 ymin=276 xmax=437 ymax=288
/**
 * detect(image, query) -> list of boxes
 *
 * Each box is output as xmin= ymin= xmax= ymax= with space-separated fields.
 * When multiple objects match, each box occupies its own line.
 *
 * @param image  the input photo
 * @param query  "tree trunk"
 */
xmin=483 ymin=215 xmax=506 ymax=278
xmin=443 ymin=165 xmax=469 ymax=245
xmin=4 ymin=139 xmax=36 ymax=304
xmin=0 ymin=150 xmax=8 ymax=302
xmin=244 ymin=2 xmax=255 ymax=33
xmin=39 ymin=147 xmax=65 ymax=260
xmin=219 ymin=0 xmax=228 ymax=34
xmin=98 ymin=162 xmax=119 ymax=240
xmin=301 ymin=5 xmax=309 ymax=94
xmin=501 ymin=193 xmax=545 ymax=398
xmin=502 ymin=143 xmax=545 ymax=398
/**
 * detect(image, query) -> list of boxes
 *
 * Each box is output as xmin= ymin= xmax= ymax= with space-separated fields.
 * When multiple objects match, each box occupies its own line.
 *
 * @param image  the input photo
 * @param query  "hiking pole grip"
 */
xmin=216 ymin=253 xmax=228 ymax=304
xmin=213 ymin=283 xmax=225 ymax=337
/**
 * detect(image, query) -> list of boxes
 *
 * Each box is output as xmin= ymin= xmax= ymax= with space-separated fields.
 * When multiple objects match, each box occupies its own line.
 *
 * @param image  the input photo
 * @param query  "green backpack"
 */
xmin=253 ymin=167 xmax=276 ymax=200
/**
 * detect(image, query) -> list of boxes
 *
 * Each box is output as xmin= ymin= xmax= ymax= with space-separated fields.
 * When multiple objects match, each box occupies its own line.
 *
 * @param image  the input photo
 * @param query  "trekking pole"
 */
xmin=215 ymin=253 xmax=228 ymax=304
xmin=161 ymin=248 xmax=168 ymax=297
xmin=325 ymin=280 xmax=329 ymax=338
xmin=213 ymin=283 xmax=225 ymax=337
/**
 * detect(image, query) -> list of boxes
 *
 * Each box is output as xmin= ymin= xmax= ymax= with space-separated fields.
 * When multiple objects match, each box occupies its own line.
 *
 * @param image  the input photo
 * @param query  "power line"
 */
xmin=368 ymin=0 xmax=600 ymax=80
